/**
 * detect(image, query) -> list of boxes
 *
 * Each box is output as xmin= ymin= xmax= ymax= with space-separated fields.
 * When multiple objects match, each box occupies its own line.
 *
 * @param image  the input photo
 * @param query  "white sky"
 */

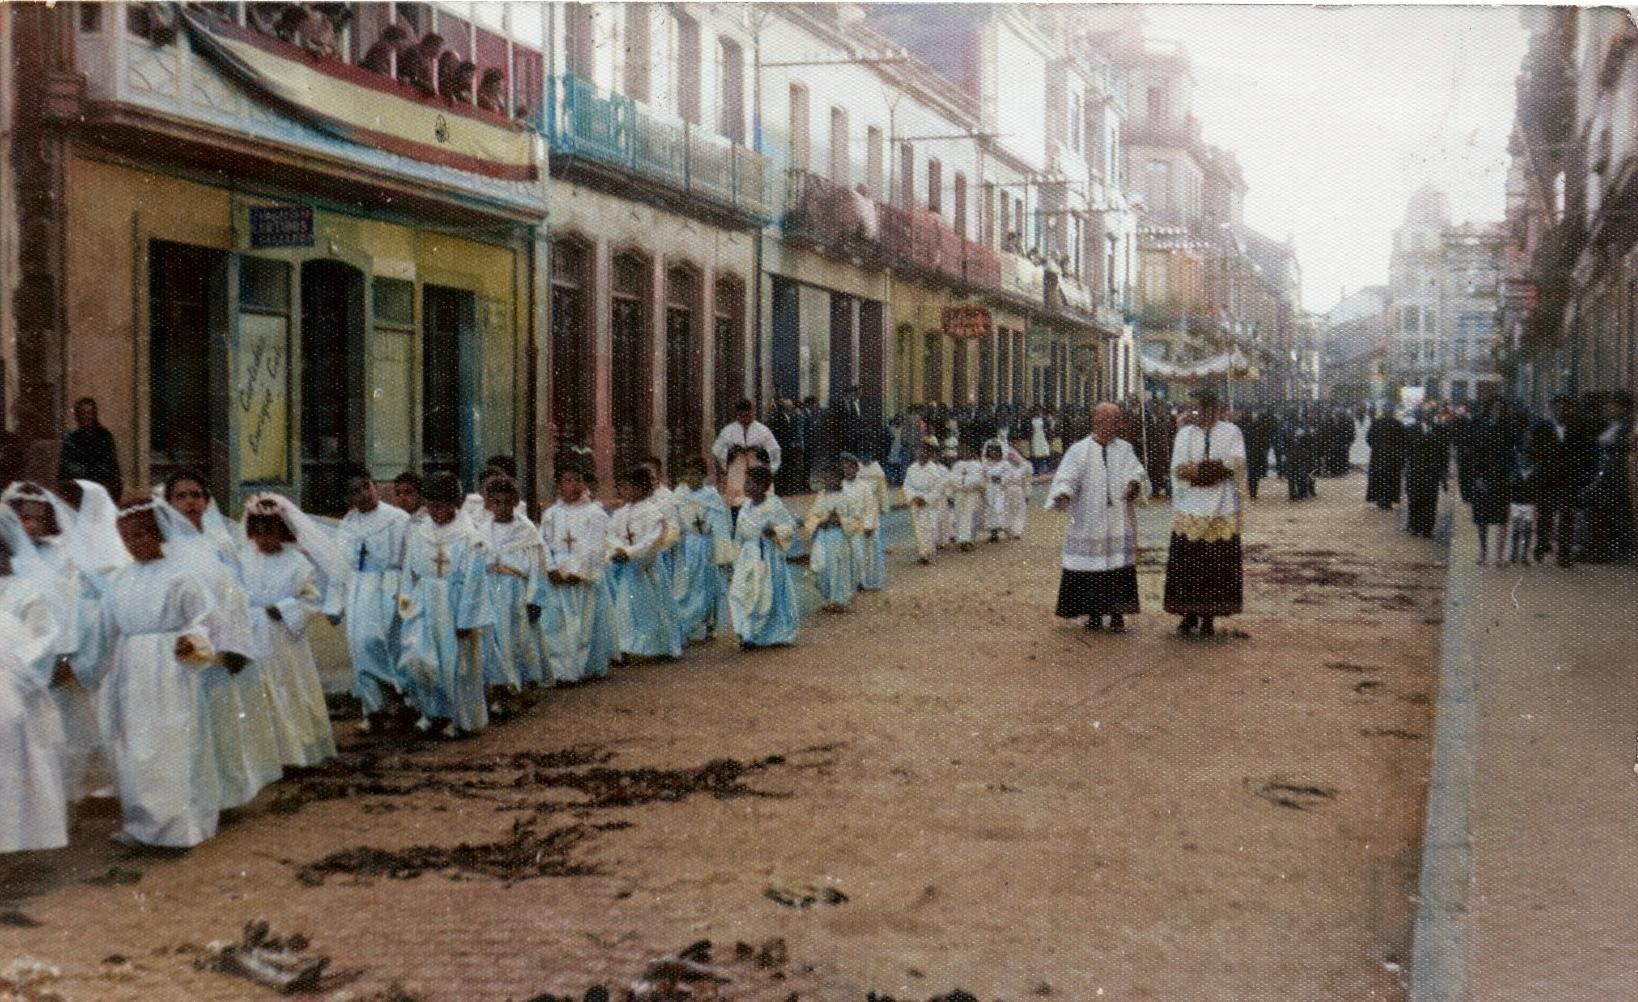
xmin=1135 ymin=4 xmax=1529 ymax=313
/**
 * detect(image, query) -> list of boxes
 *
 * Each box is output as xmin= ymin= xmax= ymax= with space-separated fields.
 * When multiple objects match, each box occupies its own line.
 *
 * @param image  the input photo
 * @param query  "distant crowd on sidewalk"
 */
xmin=1364 ymin=391 xmax=1635 ymax=567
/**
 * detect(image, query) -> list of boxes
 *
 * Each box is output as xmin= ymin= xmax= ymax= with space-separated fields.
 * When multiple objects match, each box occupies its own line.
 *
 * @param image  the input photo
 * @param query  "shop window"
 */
xmin=373 ymin=277 xmax=415 ymax=327
xmin=422 ymin=284 xmax=476 ymax=485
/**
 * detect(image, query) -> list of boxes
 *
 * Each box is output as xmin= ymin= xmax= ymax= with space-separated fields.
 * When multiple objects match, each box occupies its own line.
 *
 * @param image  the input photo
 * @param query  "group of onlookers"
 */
xmin=242 ymin=3 xmax=522 ymax=118
xmin=1365 ymin=391 xmax=1635 ymax=566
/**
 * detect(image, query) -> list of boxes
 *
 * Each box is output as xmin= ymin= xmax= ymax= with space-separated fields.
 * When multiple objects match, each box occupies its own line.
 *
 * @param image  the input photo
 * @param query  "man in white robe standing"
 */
xmin=711 ymin=399 xmax=782 ymax=512
xmin=1048 ymin=402 xmax=1150 ymax=633
xmin=326 ymin=467 xmax=411 ymax=734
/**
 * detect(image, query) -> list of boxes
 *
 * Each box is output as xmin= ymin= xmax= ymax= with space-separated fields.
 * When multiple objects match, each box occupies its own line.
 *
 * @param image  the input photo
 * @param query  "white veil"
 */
xmin=240 ymin=492 xmax=348 ymax=594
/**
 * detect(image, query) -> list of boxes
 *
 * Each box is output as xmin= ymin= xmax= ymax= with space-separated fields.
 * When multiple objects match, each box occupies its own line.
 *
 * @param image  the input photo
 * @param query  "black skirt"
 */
xmin=1162 ymin=534 xmax=1244 ymax=617
xmin=1055 ymin=566 xmax=1141 ymax=618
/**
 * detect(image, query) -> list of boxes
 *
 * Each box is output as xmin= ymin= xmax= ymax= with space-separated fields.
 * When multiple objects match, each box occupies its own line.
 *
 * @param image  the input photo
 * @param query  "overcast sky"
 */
xmin=1135 ymin=4 xmax=1529 ymax=313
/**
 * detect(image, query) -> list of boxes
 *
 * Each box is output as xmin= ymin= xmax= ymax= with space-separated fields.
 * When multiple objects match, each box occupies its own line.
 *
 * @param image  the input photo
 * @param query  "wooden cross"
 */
xmin=432 ymin=546 xmax=451 ymax=577
xmin=561 ymin=529 xmax=576 ymax=550
xmin=357 ymin=541 xmax=368 ymax=571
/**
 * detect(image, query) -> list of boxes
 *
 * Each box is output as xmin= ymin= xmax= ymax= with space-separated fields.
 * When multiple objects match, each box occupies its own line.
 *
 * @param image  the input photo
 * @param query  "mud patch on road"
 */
xmin=286 ymin=748 xmax=834 ymax=885
xmin=1249 ymin=777 xmax=1339 ymax=811
xmin=295 ymin=820 xmax=620 ymax=885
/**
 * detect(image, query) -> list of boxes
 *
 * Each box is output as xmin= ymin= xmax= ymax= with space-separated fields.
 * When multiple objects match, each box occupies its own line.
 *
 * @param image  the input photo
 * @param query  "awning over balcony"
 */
xmin=1141 ymin=348 xmax=1255 ymax=380
xmin=177 ymin=5 xmax=538 ymax=182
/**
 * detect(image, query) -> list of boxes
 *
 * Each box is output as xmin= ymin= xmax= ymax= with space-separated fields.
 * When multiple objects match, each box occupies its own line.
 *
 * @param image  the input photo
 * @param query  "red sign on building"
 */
xmin=943 ymin=305 xmax=993 ymax=338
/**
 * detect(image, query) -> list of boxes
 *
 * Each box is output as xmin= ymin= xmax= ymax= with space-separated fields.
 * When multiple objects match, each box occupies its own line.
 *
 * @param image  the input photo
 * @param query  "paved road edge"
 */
xmin=1409 ymin=509 xmax=1477 ymax=1002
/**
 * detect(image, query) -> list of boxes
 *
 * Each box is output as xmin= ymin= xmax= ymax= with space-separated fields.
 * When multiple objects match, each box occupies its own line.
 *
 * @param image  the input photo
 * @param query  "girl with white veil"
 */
xmin=238 ymin=494 xmax=340 ymax=768
xmin=0 ymin=515 xmax=70 ymax=852
xmin=158 ymin=472 xmax=278 ymax=809
xmin=1 ymin=481 xmax=115 ymax=802
xmin=98 ymin=499 xmax=241 ymax=847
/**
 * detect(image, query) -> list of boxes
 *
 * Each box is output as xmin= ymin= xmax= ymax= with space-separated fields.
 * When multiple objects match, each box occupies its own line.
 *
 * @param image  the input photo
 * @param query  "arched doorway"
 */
xmin=610 ymin=251 xmax=652 ymax=474
xmin=713 ymin=274 xmax=746 ymax=429
xmin=664 ymin=262 xmax=703 ymax=475
xmin=550 ymin=236 xmax=595 ymax=454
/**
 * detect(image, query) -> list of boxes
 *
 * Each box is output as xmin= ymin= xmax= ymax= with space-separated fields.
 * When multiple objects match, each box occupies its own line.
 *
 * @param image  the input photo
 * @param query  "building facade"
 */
xmin=9 ymin=2 xmax=548 ymax=512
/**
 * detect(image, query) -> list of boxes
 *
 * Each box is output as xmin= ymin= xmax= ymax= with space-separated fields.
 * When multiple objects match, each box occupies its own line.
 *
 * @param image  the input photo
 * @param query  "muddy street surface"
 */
xmin=0 ymin=470 xmax=1443 ymax=1001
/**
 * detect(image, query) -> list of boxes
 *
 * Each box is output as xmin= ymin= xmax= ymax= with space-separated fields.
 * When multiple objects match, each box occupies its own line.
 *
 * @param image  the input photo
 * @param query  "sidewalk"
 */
xmin=1412 ymin=516 xmax=1638 ymax=1000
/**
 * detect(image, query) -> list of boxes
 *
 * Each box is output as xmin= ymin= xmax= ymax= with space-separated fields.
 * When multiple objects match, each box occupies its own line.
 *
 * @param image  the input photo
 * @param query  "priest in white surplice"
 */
xmin=1047 ymin=403 xmax=1150 ymax=633
xmin=711 ymin=399 xmax=782 ymax=510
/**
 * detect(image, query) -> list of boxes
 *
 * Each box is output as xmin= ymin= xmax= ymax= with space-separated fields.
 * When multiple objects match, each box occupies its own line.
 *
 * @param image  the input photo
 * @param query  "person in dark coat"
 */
xmin=1365 ymin=411 xmax=1407 ymax=509
xmin=1583 ymin=390 xmax=1634 ymax=564
xmin=1466 ymin=399 xmax=1514 ymax=565
xmin=58 ymin=397 xmax=124 ymax=502
xmin=1243 ymin=409 xmax=1274 ymax=500
xmin=1403 ymin=409 xmax=1449 ymax=538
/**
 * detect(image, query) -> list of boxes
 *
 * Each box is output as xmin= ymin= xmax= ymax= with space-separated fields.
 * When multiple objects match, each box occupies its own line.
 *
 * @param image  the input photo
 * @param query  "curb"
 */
xmin=1409 ymin=496 xmax=1478 ymax=1002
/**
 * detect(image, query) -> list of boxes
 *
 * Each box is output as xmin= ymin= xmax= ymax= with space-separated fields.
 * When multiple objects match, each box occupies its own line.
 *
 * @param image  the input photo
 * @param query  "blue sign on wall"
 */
xmin=248 ymin=205 xmax=314 ymax=248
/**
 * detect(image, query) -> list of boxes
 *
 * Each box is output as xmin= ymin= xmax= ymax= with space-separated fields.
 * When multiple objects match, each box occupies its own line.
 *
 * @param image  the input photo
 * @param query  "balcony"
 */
xmin=962 ymin=241 xmax=1001 ymax=290
xmin=71 ymin=4 xmax=546 ymax=214
xmin=875 ymin=202 xmax=981 ymax=285
xmin=782 ymin=169 xmax=880 ymax=256
xmin=999 ymin=251 xmax=1045 ymax=304
xmin=548 ymin=73 xmax=771 ymax=223
xmin=1046 ymin=273 xmax=1125 ymax=334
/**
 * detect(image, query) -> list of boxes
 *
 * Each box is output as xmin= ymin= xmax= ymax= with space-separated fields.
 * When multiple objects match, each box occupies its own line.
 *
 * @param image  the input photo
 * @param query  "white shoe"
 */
xmin=414 ymin=716 xmax=432 ymax=732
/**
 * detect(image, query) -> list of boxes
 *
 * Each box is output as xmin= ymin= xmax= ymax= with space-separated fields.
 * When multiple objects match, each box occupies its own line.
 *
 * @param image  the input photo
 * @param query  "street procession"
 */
xmin=1 ymin=3 xmax=1637 ymax=1000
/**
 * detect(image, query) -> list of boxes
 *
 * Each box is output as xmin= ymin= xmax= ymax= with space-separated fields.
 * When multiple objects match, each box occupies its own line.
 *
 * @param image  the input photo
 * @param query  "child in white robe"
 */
xmin=239 ymin=496 xmax=337 ymax=769
xmin=604 ymin=466 xmax=684 ymax=660
xmin=399 ymin=472 xmax=494 ymax=738
xmin=2 ymin=482 xmax=112 ymax=802
xmin=538 ymin=465 xmax=616 ymax=683
xmin=479 ymin=475 xmax=548 ymax=710
xmin=902 ymin=445 xmax=949 ymax=564
xmin=1002 ymin=442 xmax=1031 ymax=540
xmin=728 ymin=466 xmax=799 ymax=649
xmin=0 ymin=523 xmax=69 ymax=853
xmin=981 ymin=443 xmax=1012 ymax=542
xmin=160 ymin=474 xmax=275 ymax=810
xmin=674 ymin=458 xmax=732 ymax=642
xmin=840 ymin=455 xmax=886 ymax=591
xmin=949 ymin=445 xmax=988 ymax=550
xmin=327 ymin=468 xmax=411 ymax=733
xmin=805 ymin=464 xmax=858 ymax=612
xmin=100 ymin=501 xmax=246 ymax=848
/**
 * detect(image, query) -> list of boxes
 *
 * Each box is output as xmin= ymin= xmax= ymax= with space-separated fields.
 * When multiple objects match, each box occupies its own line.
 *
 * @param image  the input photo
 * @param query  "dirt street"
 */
xmin=0 ymin=470 xmax=1443 ymax=1002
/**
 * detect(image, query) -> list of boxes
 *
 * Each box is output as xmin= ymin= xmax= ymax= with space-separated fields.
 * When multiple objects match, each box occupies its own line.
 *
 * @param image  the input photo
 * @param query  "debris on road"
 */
xmin=764 ymin=884 xmax=848 ymax=909
xmin=195 ymin=919 xmax=336 ymax=994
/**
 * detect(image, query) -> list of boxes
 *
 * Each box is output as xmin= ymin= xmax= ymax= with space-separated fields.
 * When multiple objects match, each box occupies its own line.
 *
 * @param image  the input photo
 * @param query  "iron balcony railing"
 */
xmin=547 ymin=73 xmax=771 ymax=220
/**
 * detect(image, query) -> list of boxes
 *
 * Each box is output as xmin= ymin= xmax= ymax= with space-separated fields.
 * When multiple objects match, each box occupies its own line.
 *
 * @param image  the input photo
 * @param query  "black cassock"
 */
xmin=1365 ymin=417 xmax=1407 ymax=507
xmin=1403 ymin=422 xmax=1448 ymax=537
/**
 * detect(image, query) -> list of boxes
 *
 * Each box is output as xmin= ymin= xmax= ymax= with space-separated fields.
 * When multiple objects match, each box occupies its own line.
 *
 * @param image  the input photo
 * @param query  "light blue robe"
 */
xmin=399 ymin=516 xmax=494 ymax=733
xmin=326 ymin=503 xmax=410 ymax=715
xmin=805 ymin=491 xmax=858 ymax=607
xmin=539 ymin=500 xmax=616 ymax=682
xmin=674 ymin=486 xmax=731 ymax=641
xmin=605 ymin=497 xmax=684 ymax=659
xmin=729 ymin=497 xmax=800 ymax=647
xmin=481 ymin=517 xmax=548 ymax=689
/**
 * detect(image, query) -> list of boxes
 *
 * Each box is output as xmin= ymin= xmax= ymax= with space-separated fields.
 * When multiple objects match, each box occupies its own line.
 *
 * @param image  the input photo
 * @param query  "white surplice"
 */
xmin=240 ymin=546 xmax=336 ymax=769
xmin=1046 ymin=436 xmax=1150 ymax=572
xmin=0 ymin=575 xmax=68 ymax=852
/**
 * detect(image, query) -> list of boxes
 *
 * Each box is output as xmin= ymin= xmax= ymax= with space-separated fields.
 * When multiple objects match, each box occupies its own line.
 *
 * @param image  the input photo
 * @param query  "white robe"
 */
xmin=98 ymin=558 xmax=233 ymax=847
xmin=482 ymin=517 xmax=548 ymax=689
xmin=901 ymin=461 xmax=949 ymax=560
xmin=949 ymin=460 xmax=987 ymax=544
xmin=0 ymin=577 xmax=68 ymax=853
xmin=240 ymin=546 xmax=336 ymax=769
xmin=1046 ymin=436 xmax=1150 ymax=572
xmin=326 ymin=503 xmax=409 ymax=713
xmin=19 ymin=536 xmax=110 ymax=802
xmin=539 ymin=499 xmax=615 ymax=682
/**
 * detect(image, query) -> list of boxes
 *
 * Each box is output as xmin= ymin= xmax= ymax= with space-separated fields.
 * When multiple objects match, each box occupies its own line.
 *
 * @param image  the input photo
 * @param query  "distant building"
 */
xmin=1384 ymin=187 xmax=1504 ymax=404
